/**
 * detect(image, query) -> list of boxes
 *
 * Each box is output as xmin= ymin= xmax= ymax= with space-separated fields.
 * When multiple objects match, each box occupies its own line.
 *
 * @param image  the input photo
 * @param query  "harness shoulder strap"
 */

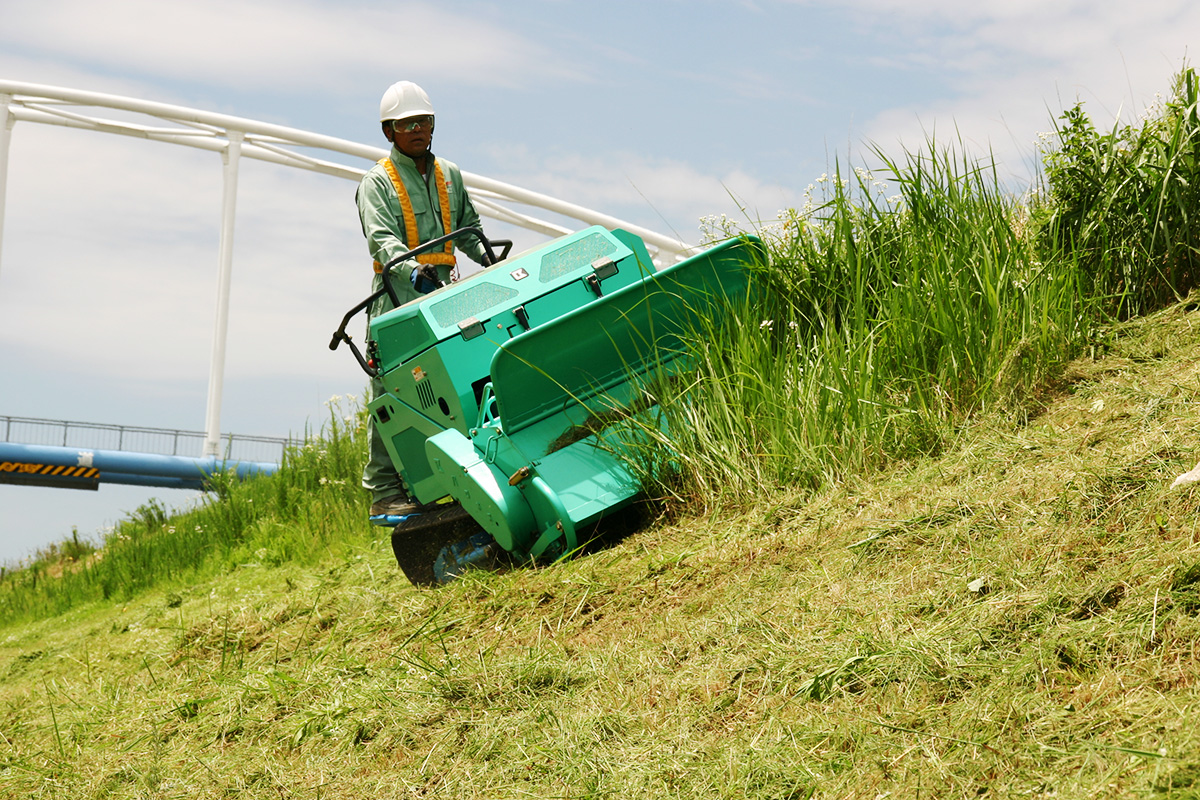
xmin=374 ymin=157 xmax=456 ymax=272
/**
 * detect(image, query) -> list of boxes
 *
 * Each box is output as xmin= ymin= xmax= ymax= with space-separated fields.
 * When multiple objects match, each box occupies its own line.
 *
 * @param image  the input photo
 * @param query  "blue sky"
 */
xmin=0 ymin=0 xmax=1197 ymax=563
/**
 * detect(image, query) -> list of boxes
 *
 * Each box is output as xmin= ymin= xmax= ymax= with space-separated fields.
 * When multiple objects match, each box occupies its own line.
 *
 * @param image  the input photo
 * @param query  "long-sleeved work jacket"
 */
xmin=356 ymin=146 xmax=486 ymax=317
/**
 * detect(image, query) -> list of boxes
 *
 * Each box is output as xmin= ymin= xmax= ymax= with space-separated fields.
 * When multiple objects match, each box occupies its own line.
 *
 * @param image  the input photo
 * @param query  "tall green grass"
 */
xmin=621 ymin=145 xmax=1090 ymax=511
xmin=0 ymin=397 xmax=369 ymax=625
xmin=621 ymin=66 xmax=1199 ymax=513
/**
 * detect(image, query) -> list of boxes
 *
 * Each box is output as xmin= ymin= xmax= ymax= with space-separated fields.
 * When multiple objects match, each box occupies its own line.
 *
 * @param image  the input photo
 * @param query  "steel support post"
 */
xmin=203 ymin=131 xmax=243 ymax=458
xmin=0 ymin=94 xmax=14 ymax=280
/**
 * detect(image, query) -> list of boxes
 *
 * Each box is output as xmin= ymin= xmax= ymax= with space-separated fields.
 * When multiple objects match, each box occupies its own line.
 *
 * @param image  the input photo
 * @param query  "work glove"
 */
xmin=412 ymin=263 xmax=443 ymax=294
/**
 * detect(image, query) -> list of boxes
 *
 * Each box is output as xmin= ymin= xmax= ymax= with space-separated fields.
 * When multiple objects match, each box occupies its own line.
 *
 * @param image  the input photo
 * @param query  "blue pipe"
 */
xmin=0 ymin=442 xmax=278 ymax=490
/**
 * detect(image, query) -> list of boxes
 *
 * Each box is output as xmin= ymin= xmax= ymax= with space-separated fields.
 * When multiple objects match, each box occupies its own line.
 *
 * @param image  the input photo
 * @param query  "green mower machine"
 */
xmin=331 ymin=225 xmax=763 ymax=584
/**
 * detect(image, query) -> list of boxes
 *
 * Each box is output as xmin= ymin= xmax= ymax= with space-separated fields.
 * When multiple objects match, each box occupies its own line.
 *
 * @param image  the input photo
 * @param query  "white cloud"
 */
xmin=2 ymin=0 xmax=1196 ymax=391
xmin=796 ymin=0 xmax=1200 ymax=183
xmin=837 ymin=0 xmax=1198 ymax=92
xmin=485 ymin=145 xmax=804 ymax=241
xmin=0 ymin=0 xmax=582 ymax=92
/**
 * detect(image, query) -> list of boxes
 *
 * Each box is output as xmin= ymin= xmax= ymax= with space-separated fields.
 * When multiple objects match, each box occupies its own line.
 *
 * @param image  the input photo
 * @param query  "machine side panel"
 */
xmin=523 ymin=438 xmax=640 ymax=528
xmin=368 ymin=391 xmax=454 ymax=503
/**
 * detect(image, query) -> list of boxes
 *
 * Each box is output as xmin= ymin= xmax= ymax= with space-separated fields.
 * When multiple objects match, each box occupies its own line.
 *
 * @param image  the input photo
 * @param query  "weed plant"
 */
xmin=623 ymin=67 xmax=1200 ymax=515
xmin=1039 ymin=66 xmax=1200 ymax=317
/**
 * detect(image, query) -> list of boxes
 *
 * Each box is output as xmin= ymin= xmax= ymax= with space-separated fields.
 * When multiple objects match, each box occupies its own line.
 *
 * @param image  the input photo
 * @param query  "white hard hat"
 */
xmin=379 ymin=81 xmax=434 ymax=122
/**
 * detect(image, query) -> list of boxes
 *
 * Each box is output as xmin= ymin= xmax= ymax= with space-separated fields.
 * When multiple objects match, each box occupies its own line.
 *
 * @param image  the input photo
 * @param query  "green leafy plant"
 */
xmin=1039 ymin=65 xmax=1200 ymax=317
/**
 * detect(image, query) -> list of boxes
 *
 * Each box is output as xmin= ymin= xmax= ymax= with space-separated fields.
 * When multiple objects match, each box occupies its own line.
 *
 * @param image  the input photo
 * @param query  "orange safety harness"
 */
xmin=372 ymin=156 xmax=456 ymax=274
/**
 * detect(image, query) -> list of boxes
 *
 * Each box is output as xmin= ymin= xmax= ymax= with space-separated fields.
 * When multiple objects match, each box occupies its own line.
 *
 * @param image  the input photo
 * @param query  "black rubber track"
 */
xmin=389 ymin=502 xmax=483 ymax=586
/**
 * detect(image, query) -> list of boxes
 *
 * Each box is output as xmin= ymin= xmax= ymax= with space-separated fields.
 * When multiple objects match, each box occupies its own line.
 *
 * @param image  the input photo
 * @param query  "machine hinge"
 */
xmin=458 ymin=317 xmax=485 ymax=340
xmin=586 ymin=257 xmax=618 ymax=297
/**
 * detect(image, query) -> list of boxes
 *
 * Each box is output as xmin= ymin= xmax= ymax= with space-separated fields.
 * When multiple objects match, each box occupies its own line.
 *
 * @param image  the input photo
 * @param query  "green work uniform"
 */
xmin=356 ymin=146 xmax=487 ymax=504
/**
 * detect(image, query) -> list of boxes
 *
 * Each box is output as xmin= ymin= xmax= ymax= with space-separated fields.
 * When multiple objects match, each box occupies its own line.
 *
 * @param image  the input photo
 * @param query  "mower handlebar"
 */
xmin=330 ymin=227 xmax=512 ymax=378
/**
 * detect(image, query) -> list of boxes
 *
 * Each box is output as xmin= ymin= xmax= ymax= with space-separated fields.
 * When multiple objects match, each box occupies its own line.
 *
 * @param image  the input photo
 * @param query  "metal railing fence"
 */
xmin=0 ymin=415 xmax=294 ymax=464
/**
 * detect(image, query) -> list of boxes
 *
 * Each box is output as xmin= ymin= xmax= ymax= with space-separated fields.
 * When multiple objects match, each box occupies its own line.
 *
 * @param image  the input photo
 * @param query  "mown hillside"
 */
xmin=3 ymin=302 xmax=1200 ymax=799
xmin=4 ymin=65 xmax=1200 ymax=799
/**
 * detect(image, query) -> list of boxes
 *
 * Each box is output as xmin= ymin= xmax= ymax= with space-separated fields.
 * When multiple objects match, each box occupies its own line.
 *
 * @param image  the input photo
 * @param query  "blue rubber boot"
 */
xmin=369 ymin=494 xmax=423 ymax=527
xmin=370 ymin=510 xmax=421 ymax=527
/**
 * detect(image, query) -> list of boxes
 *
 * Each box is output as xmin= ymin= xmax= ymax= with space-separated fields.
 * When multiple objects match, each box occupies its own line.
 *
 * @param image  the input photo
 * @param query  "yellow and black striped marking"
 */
xmin=0 ymin=460 xmax=101 ymax=490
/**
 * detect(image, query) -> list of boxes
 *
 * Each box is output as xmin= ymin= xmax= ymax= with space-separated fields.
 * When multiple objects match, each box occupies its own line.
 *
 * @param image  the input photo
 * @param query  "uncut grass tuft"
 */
xmin=616 ymin=139 xmax=1089 ymax=517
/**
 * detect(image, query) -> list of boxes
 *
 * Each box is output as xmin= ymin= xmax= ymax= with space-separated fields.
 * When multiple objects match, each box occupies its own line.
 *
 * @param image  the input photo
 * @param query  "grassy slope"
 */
xmin=4 ymin=305 xmax=1200 ymax=799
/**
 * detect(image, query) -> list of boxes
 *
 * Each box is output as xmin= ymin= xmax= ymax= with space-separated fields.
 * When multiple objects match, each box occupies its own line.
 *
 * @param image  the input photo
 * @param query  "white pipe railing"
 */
xmin=0 ymin=79 xmax=696 ymax=459
xmin=0 ymin=80 xmax=694 ymax=261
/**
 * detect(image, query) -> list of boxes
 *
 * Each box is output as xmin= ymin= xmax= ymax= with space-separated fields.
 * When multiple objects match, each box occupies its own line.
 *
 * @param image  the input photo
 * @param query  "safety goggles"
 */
xmin=393 ymin=115 xmax=434 ymax=133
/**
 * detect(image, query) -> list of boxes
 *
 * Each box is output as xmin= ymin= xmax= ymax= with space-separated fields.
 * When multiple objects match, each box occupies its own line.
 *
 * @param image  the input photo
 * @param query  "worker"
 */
xmin=356 ymin=80 xmax=490 ymax=525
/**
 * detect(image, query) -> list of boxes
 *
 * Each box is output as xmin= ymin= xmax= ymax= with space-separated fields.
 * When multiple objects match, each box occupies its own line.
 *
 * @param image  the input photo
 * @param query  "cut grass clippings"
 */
xmin=2 ymin=302 xmax=1200 ymax=798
